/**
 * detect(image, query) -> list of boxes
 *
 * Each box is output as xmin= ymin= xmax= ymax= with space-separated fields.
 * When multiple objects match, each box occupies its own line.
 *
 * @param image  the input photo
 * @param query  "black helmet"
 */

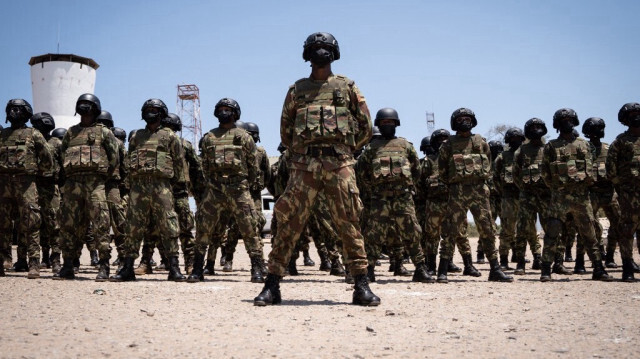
xmin=112 ymin=127 xmax=126 ymax=142
xmin=51 ymin=128 xmax=67 ymax=140
xmin=96 ymin=110 xmax=114 ymax=128
xmin=303 ymin=32 xmax=340 ymax=62
xmin=430 ymin=129 xmax=450 ymax=151
xmin=128 ymin=129 xmax=138 ymax=142
xmin=450 ymin=108 xmax=477 ymax=131
xmin=75 ymin=93 xmax=101 ymax=116
xmin=31 ymin=112 xmax=56 ymax=134
xmin=162 ymin=113 xmax=182 ymax=132
xmin=374 ymin=108 xmax=400 ymax=127
xmin=504 ymin=127 xmax=525 ymax=145
xmin=214 ymin=98 xmax=241 ymax=120
xmin=5 ymin=98 xmax=33 ymax=123
xmin=234 ymin=120 xmax=247 ymax=130
xmin=582 ymin=117 xmax=605 ymax=139
xmin=419 ymin=136 xmax=430 ymax=152
xmin=552 ymin=108 xmax=579 ymax=130
xmin=245 ymin=122 xmax=260 ymax=142
xmin=141 ymin=99 xmax=168 ymax=121
xmin=277 ymin=142 xmax=286 ymax=153
xmin=524 ymin=118 xmax=548 ymax=140
xmin=372 ymin=126 xmax=382 ymax=137
xmin=488 ymin=140 xmax=504 ymax=160
xmin=618 ymin=102 xmax=640 ymax=126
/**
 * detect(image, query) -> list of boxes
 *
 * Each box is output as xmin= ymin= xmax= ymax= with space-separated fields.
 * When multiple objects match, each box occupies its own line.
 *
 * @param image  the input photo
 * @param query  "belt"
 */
xmin=209 ymin=175 xmax=246 ymax=184
xmin=307 ymin=146 xmax=339 ymax=157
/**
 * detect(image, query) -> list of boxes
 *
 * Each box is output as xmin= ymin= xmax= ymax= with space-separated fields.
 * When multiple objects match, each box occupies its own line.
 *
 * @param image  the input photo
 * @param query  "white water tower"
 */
xmin=29 ymin=53 xmax=99 ymax=129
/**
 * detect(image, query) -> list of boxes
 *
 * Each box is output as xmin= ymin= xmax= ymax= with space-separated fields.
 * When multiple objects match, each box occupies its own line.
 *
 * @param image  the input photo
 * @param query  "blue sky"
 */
xmin=2 ymin=0 xmax=639 ymax=155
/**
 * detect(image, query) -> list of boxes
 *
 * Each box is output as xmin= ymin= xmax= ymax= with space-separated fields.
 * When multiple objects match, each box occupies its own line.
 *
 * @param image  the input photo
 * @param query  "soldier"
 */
xmin=0 ymin=99 xmax=53 ymax=278
xmin=357 ymin=108 xmax=432 ymax=283
xmin=188 ymin=98 xmax=265 ymax=283
xmin=254 ymin=32 xmax=380 ymax=306
xmin=494 ymin=128 xmax=525 ymax=270
xmin=437 ymin=108 xmax=513 ymax=283
xmin=161 ymin=113 xmax=204 ymax=274
xmin=53 ymin=94 xmax=118 ymax=281
xmin=110 ymin=99 xmax=186 ymax=282
xmin=540 ymin=108 xmax=613 ymax=282
xmin=606 ymin=103 xmax=640 ymax=281
xmin=415 ymin=136 xmax=432 ymax=269
xmin=481 ymin=140 xmax=504 ymax=264
xmin=30 ymin=112 xmax=63 ymax=272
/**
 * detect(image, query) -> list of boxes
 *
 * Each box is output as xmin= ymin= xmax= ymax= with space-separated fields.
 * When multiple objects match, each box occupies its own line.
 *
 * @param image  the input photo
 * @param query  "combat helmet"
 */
xmin=450 ymin=108 xmax=477 ymax=131
xmin=31 ymin=112 xmax=56 ymax=134
xmin=96 ymin=110 xmax=114 ymax=128
xmin=618 ymin=102 xmax=640 ymax=126
xmin=162 ymin=113 xmax=182 ymax=132
xmin=374 ymin=108 xmax=400 ymax=127
xmin=214 ymin=98 xmax=241 ymax=120
xmin=112 ymin=127 xmax=126 ymax=142
xmin=51 ymin=128 xmax=67 ymax=140
xmin=141 ymin=99 xmax=168 ymax=121
xmin=552 ymin=108 xmax=579 ymax=130
xmin=524 ymin=118 xmax=547 ymax=140
xmin=303 ymin=32 xmax=340 ymax=62
xmin=582 ymin=117 xmax=605 ymax=139
xmin=430 ymin=129 xmax=450 ymax=151
xmin=75 ymin=93 xmax=101 ymax=116
xmin=5 ymin=99 xmax=33 ymax=123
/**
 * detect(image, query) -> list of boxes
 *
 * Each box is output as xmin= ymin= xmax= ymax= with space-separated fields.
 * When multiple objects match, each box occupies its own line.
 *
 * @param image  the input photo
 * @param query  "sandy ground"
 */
xmin=1 ymin=237 xmax=639 ymax=359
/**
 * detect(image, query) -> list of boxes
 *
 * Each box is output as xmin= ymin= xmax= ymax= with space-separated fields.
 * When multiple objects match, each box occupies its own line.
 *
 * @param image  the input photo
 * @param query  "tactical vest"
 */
xmin=446 ymin=134 xmax=491 ymax=183
xmin=591 ymin=142 xmax=609 ymax=183
xmin=128 ymin=128 xmax=175 ymax=179
xmin=63 ymin=124 xmax=109 ymax=176
xmin=0 ymin=127 xmax=38 ymax=175
xmin=548 ymin=137 xmax=593 ymax=186
xmin=369 ymin=138 xmax=412 ymax=185
xmin=618 ymin=133 xmax=640 ymax=181
xmin=201 ymin=127 xmax=249 ymax=178
xmin=424 ymin=154 xmax=448 ymax=199
xmin=499 ymin=150 xmax=516 ymax=185
xmin=518 ymin=143 xmax=545 ymax=187
xmin=291 ymin=75 xmax=356 ymax=153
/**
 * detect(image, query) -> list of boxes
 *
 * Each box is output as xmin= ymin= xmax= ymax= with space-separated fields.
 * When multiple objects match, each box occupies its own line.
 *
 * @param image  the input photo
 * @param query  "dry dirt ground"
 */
xmin=1 ymin=237 xmax=639 ymax=359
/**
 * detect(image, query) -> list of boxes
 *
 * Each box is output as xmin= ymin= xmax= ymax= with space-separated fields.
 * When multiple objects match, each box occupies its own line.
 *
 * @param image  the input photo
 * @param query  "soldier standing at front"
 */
xmin=254 ymin=32 xmax=380 ymax=306
xmin=540 ymin=108 xmax=613 ymax=282
xmin=54 ymin=94 xmax=118 ymax=281
xmin=110 ymin=99 xmax=187 ymax=282
xmin=437 ymin=108 xmax=513 ymax=283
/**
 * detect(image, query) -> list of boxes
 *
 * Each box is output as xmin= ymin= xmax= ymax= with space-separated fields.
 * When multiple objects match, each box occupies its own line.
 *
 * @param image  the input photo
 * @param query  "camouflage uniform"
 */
xmin=58 ymin=123 xmax=118 ymax=267
xmin=176 ymin=137 xmax=203 ymax=271
xmin=107 ymin=137 xmax=128 ymax=262
xmin=494 ymin=149 xmax=520 ymax=260
xmin=36 ymin=134 xmax=63 ymax=266
xmin=0 ymin=125 xmax=52 ymax=274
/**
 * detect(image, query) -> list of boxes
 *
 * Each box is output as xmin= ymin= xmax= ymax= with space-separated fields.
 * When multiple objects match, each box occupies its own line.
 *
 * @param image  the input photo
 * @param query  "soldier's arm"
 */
xmin=103 ymin=128 xmax=120 ymax=180
xmin=349 ymin=83 xmax=372 ymax=150
xmin=280 ymin=87 xmax=297 ymax=150
xmin=541 ymin=144 xmax=553 ymax=187
xmin=438 ymin=143 xmax=450 ymax=184
xmin=187 ymin=143 xmax=206 ymax=200
xmin=407 ymin=144 xmax=421 ymax=186
xmin=244 ymin=134 xmax=258 ymax=185
xmin=512 ymin=149 xmax=523 ymax=190
xmin=355 ymin=149 xmax=373 ymax=190
xmin=261 ymin=151 xmax=272 ymax=192
xmin=33 ymin=130 xmax=54 ymax=176
xmin=171 ymin=134 xmax=188 ymax=196
xmin=493 ymin=154 xmax=504 ymax=194
xmin=606 ymin=139 xmax=620 ymax=185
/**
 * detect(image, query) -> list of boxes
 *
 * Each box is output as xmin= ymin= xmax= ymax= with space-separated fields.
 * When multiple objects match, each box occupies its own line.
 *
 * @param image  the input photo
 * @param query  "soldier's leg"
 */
xmin=107 ymin=185 xmax=127 ymax=264
xmin=514 ymin=194 xmax=535 ymax=274
xmin=188 ymin=185 xmax=227 ymax=281
xmin=0 ymin=189 xmax=16 ymax=276
xmin=393 ymin=195 xmax=433 ymax=282
xmin=230 ymin=187 xmax=264 ymax=283
xmin=55 ymin=179 xmax=90 ymax=279
xmin=602 ymin=198 xmax=622 ymax=268
xmin=615 ymin=187 xmax=640 ymax=281
xmin=499 ymin=195 xmax=519 ymax=267
xmin=423 ymin=200 xmax=445 ymax=274
xmin=362 ymin=200 xmax=388 ymax=280
xmin=174 ymin=196 xmax=195 ymax=273
xmin=120 ymin=181 xmax=153 ymax=263
xmin=150 ymin=185 xmax=184 ymax=281
xmin=569 ymin=195 xmax=612 ymax=281
xmin=224 ymin=218 xmax=240 ymax=267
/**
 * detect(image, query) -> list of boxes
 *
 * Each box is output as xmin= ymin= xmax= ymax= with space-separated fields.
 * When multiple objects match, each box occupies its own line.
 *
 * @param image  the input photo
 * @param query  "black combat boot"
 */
xmin=412 ymin=262 xmax=435 ymax=283
xmin=539 ymin=262 xmax=552 ymax=282
xmin=388 ymin=258 xmax=395 ymax=272
xmin=552 ymin=255 xmax=572 ymax=275
xmin=27 ymin=258 xmax=40 ymax=279
xmin=604 ymin=251 xmax=617 ymax=268
xmin=73 ymin=257 xmax=80 ymax=274
xmin=426 ymin=254 xmax=437 ymax=276
xmin=621 ymin=258 xmax=636 ymax=282
xmin=344 ymin=269 xmax=355 ymax=284
xmin=330 ymin=258 xmax=345 ymax=276
xmin=476 ymin=248 xmax=485 ymax=264
xmin=0 ymin=258 xmax=4 ymax=277
xmin=95 ymin=259 xmax=110 ymax=282
xmin=40 ymin=248 xmax=51 ymax=269
xmin=511 ymin=252 xmax=517 ymax=263
xmin=13 ymin=257 xmax=28 ymax=272
xmin=436 ymin=258 xmax=449 ymax=283
xmin=302 ymin=250 xmax=315 ymax=266
xmin=187 ymin=253 xmax=205 ymax=282
xmin=109 ymin=257 xmax=136 ymax=282
xmin=286 ymin=257 xmax=298 ymax=276
xmin=52 ymin=258 xmax=75 ymax=280
xmin=254 ymin=273 xmax=282 ymax=306
xmin=573 ymin=253 xmax=586 ymax=274
xmin=223 ymin=252 xmax=233 ymax=272
xmin=564 ymin=246 xmax=574 ymax=262
xmin=394 ymin=260 xmax=411 ymax=276
xmin=592 ymin=260 xmax=614 ymax=281
xmin=352 ymin=274 xmax=381 ymax=306
xmin=531 ymin=254 xmax=541 ymax=270
xmin=203 ymin=259 xmax=215 ymax=275
xmin=50 ymin=252 xmax=61 ymax=274
xmin=90 ymin=250 xmax=99 ymax=267
xmin=448 ymin=260 xmax=462 ymax=273
xmin=514 ymin=256 xmax=526 ymax=275
xmin=499 ymin=255 xmax=512 ymax=270
xmin=366 ymin=264 xmax=376 ymax=283
xmin=318 ymin=251 xmax=331 ymax=271
xmin=251 ymin=256 xmax=265 ymax=283
xmin=489 ymin=258 xmax=514 ymax=282
xmin=167 ymin=256 xmax=186 ymax=281
xmin=462 ymin=254 xmax=481 ymax=277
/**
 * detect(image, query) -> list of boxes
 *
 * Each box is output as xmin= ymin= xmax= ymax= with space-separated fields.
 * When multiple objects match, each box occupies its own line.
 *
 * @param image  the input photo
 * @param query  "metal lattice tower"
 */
xmin=177 ymin=84 xmax=201 ymax=148
xmin=426 ymin=111 xmax=435 ymax=131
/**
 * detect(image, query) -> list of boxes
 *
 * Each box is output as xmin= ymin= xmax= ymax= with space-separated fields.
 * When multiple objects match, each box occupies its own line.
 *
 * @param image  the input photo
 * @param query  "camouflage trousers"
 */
xmin=0 ymin=175 xmax=41 ymax=261
xmin=363 ymin=192 xmax=425 ymax=267
xmin=268 ymin=166 xmax=367 ymax=277
xmin=123 ymin=178 xmax=179 ymax=259
xmin=106 ymin=183 xmax=127 ymax=259
xmin=59 ymin=176 xmax=111 ymax=261
xmin=36 ymin=179 xmax=60 ymax=256
xmin=423 ymin=198 xmax=470 ymax=257
xmin=223 ymin=196 xmax=265 ymax=257
xmin=612 ymin=185 xmax=640 ymax=260
xmin=542 ymin=188 xmax=602 ymax=264
xmin=195 ymin=180 xmax=262 ymax=259
xmin=590 ymin=190 xmax=621 ymax=255
xmin=441 ymin=183 xmax=497 ymax=261
xmin=513 ymin=190 xmax=544 ymax=259
xmin=306 ymin=201 xmax=341 ymax=261
xmin=175 ymin=195 xmax=195 ymax=260
xmin=498 ymin=191 xmax=519 ymax=256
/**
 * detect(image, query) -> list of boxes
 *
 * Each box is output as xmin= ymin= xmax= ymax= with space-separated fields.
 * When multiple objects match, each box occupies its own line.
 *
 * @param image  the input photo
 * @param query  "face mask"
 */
xmin=7 ymin=107 xmax=28 ymax=124
xmin=528 ymin=128 xmax=545 ymax=140
xmin=455 ymin=118 xmax=473 ymax=132
xmin=558 ymin=120 xmax=574 ymax=134
xmin=217 ymin=110 xmax=235 ymax=124
xmin=251 ymin=133 xmax=260 ymax=143
xmin=629 ymin=115 xmax=640 ymax=128
xmin=76 ymin=103 xmax=93 ymax=116
xmin=310 ymin=48 xmax=334 ymax=66
xmin=509 ymin=139 xmax=523 ymax=151
xmin=591 ymin=127 xmax=604 ymax=139
xmin=379 ymin=124 xmax=396 ymax=139
xmin=142 ymin=110 xmax=162 ymax=124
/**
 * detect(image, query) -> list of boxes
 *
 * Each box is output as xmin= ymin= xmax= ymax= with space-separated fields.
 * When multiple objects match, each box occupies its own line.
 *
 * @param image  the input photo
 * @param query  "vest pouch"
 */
xmin=64 ymin=146 xmax=83 ymax=171
xmin=224 ymin=145 xmax=243 ymax=170
xmin=89 ymin=145 xmax=108 ymax=173
xmin=596 ymin=162 xmax=607 ymax=179
xmin=0 ymin=146 xmax=9 ymax=171
xmin=322 ymin=105 xmax=338 ymax=133
xmin=392 ymin=156 xmax=411 ymax=178
xmin=504 ymin=165 xmax=514 ymax=184
xmin=554 ymin=161 xmax=568 ymax=183
xmin=528 ymin=163 xmax=541 ymax=183
xmin=155 ymin=150 xmax=174 ymax=178
xmin=335 ymin=106 xmax=352 ymax=137
xmin=297 ymin=105 xmax=322 ymax=140
xmin=374 ymin=156 xmax=391 ymax=179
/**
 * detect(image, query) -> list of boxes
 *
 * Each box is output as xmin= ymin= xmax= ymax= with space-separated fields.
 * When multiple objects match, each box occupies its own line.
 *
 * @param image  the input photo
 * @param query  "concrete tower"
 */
xmin=29 ymin=53 xmax=99 ymax=129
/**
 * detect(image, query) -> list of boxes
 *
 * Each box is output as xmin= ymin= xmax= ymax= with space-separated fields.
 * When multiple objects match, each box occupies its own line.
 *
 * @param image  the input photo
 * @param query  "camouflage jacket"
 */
xmin=267 ymin=150 xmax=290 ymax=199
xmin=61 ymin=122 xmax=119 ymax=180
xmin=252 ymin=146 xmax=272 ymax=198
xmin=493 ymin=149 xmax=519 ymax=196
xmin=607 ymin=130 xmax=640 ymax=189
xmin=180 ymin=137 xmax=205 ymax=199
xmin=418 ymin=153 xmax=448 ymax=201
xmin=438 ymin=133 xmax=491 ymax=185
xmin=356 ymin=137 xmax=419 ymax=195
xmin=588 ymin=141 xmax=613 ymax=192
xmin=513 ymin=140 xmax=548 ymax=193
xmin=542 ymin=134 xmax=594 ymax=191
xmin=200 ymin=126 xmax=257 ymax=185
xmin=0 ymin=125 xmax=53 ymax=177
